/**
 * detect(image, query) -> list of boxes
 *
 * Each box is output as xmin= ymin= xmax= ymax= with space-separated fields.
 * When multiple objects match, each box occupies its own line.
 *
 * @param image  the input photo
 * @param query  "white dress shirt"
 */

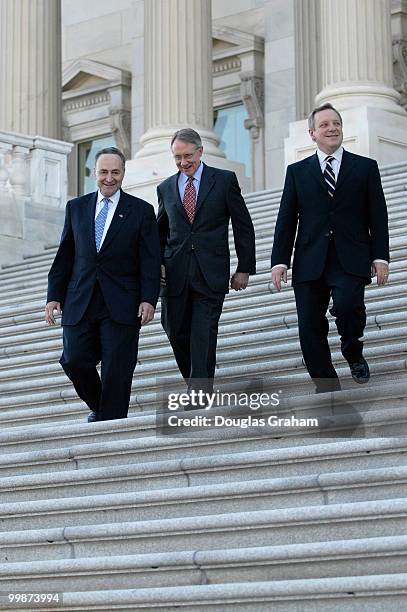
xmin=178 ymin=162 xmax=204 ymax=201
xmin=94 ymin=189 xmax=121 ymax=248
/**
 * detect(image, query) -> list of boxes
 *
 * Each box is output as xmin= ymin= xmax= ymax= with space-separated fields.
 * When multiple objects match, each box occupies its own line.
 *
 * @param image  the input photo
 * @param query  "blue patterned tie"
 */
xmin=95 ymin=198 xmax=110 ymax=251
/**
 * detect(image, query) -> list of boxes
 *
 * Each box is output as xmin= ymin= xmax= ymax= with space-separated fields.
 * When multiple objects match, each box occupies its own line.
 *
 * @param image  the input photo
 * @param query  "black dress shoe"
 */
xmin=349 ymin=357 xmax=370 ymax=384
xmin=87 ymin=411 xmax=100 ymax=422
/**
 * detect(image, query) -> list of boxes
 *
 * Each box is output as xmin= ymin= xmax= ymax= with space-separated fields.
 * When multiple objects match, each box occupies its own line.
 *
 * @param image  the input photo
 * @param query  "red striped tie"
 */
xmin=183 ymin=177 xmax=196 ymax=223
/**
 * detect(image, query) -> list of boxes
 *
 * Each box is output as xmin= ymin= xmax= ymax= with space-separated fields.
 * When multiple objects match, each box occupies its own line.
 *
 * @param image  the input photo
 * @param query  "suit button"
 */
xmin=329 ymin=230 xmax=333 ymax=235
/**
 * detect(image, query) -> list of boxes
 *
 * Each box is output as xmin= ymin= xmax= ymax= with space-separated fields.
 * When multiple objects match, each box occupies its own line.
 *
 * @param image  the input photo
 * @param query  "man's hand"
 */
xmin=138 ymin=302 xmax=155 ymax=326
xmin=271 ymin=266 xmax=287 ymax=291
xmin=45 ymin=301 xmax=61 ymax=325
xmin=230 ymin=272 xmax=249 ymax=291
xmin=160 ymin=264 xmax=166 ymax=287
xmin=371 ymin=261 xmax=389 ymax=286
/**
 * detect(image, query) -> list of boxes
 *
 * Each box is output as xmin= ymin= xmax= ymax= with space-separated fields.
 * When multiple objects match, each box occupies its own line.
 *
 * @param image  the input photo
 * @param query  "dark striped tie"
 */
xmin=324 ymin=156 xmax=336 ymax=197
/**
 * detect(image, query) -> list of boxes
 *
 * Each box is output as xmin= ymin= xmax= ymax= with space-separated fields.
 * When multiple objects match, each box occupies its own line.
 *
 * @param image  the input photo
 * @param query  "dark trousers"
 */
xmin=293 ymin=240 xmax=367 ymax=390
xmin=161 ymin=253 xmax=225 ymax=392
xmin=60 ymin=283 xmax=140 ymax=420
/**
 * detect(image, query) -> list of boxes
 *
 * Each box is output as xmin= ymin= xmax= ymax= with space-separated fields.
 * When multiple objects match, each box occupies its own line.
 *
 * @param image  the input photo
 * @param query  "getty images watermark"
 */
xmin=156 ymin=378 xmax=320 ymax=436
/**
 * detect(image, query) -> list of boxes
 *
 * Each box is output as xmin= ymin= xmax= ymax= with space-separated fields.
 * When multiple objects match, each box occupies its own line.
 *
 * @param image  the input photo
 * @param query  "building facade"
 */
xmin=0 ymin=0 xmax=407 ymax=262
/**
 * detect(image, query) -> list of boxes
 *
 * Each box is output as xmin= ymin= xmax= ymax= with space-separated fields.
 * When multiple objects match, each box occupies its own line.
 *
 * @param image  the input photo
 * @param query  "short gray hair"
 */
xmin=308 ymin=103 xmax=342 ymax=130
xmin=171 ymin=128 xmax=202 ymax=148
xmin=94 ymin=147 xmax=126 ymax=170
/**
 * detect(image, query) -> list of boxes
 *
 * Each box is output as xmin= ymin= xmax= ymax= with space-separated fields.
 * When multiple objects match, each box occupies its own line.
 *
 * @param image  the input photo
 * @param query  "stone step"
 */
xmin=1 ymin=498 xmax=406 ymax=563
xmin=0 ymin=350 xmax=404 ymax=418
xmin=0 ymin=246 xmax=406 ymax=316
xmin=0 ymin=361 xmax=404 ymax=428
xmin=0 ymin=272 xmax=406 ymax=351
xmin=0 ymin=240 xmax=404 ymax=309
xmin=1 ymin=313 xmax=405 ymax=378
xmin=0 ymin=377 xmax=406 ymax=454
xmin=1 ymin=428 xmax=406 ymax=506
xmin=0 ymin=321 xmax=404 ymax=388
xmin=2 ymin=464 xmax=407 ymax=534
xmin=0 ymin=536 xmax=406 ymax=593
xmin=0 ymin=306 xmax=405 ymax=375
xmin=1 ymin=575 xmax=406 ymax=611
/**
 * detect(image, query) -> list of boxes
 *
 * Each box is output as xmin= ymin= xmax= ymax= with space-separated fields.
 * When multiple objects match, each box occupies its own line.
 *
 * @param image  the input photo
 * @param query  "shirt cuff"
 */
xmin=271 ymin=264 xmax=288 ymax=270
xmin=372 ymin=259 xmax=389 ymax=265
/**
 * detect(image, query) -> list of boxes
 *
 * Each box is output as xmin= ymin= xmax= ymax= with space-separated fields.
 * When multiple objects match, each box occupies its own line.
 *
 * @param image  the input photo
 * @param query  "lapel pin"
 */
xmin=119 ymin=214 xmax=124 ymax=218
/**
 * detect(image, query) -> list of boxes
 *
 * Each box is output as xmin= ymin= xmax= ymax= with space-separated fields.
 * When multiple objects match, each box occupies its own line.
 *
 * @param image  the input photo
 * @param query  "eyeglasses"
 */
xmin=173 ymin=148 xmax=200 ymax=163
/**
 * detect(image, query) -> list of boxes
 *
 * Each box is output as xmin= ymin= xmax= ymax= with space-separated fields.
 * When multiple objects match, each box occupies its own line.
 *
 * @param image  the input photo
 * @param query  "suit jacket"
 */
xmin=47 ymin=189 xmax=161 ymax=326
xmin=157 ymin=163 xmax=256 ymax=296
xmin=271 ymin=150 xmax=390 ymax=285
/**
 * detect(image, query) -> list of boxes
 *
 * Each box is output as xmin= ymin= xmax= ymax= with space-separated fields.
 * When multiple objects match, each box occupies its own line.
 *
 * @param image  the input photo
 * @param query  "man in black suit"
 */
xmin=157 ymin=128 xmax=256 ymax=396
xmin=45 ymin=147 xmax=160 ymax=421
xmin=271 ymin=103 xmax=389 ymax=393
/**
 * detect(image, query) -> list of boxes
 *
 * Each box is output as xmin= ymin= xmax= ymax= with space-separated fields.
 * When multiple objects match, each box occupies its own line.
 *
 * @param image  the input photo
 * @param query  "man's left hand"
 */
xmin=138 ymin=302 xmax=155 ymax=325
xmin=371 ymin=262 xmax=389 ymax=286
xmin=230 ymin=272 xmax=249 ymax=291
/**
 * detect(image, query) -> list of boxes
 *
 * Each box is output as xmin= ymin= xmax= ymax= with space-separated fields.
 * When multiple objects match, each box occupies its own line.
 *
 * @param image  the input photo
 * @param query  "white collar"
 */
xmin=180 ymin=161 xmax=204 ymax=184
xmin=97 ymin=189 xmax=121 ymax=206
xmin=317 ymin=146 xmax=343 ymax=164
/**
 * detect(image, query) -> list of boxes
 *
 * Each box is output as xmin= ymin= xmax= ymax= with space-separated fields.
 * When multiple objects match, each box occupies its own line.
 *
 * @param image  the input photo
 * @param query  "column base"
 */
xmin=123 ymin=150 xmax=250 ymax=208
xmin=285 ymin=106 xmax=407 ymax=167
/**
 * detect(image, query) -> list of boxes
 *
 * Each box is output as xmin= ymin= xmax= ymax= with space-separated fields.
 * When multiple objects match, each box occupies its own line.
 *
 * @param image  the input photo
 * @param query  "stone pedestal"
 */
xmin=124 ymin=0 xmax=248 ymax=205
xmin=285 ymin=0 xmax=407 ymax=166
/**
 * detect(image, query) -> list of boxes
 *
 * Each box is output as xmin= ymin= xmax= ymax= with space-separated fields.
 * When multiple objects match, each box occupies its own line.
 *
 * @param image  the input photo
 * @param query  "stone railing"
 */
xmin=0 ymin=131 xmax=72 ymax=266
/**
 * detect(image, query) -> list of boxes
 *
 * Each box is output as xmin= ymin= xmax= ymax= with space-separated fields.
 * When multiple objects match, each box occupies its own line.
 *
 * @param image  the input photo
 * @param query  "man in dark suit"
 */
xmin=271 ymin=103 xmax=389 ymax=393
xmin=157 ymin=128 xmax=256 ymax=396
xmin=45 ymin=147 xmax=160 ymax=421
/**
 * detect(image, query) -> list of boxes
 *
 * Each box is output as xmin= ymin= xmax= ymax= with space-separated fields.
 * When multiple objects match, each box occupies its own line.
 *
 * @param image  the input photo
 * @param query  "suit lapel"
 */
xmin=195 ymin=163 xmax=215 ymax=214
xmin=307 ymin=153 xmax=329 ymax=195
xmin=335 ymin=149 xmax=354 ymax=192
xmin=98 ymin=190 xmax=132 ymax=252
xmin=86 ymin=192 xmax=98 ymax=254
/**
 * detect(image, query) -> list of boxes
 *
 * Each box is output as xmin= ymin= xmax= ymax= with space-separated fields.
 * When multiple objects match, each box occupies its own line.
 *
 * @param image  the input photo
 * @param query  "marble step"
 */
xmin=0 ymin=536 xmax=406 ymax=593
xmin=1 ymin=498 xmax=407 ymax=564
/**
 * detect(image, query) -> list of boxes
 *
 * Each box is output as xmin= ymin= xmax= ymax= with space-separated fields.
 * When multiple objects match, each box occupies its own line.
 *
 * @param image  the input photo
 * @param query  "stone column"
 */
xmin=285 ymin=0 xmax=407 ymax=167
xmin=0 ymin=0 xmax=62 ymax=139
xmin=295 ymin=0 xmax=321 ymax=120
xmin=316 ymin=0 xmax=401 ymax=112
xmin=124 ymin=0 xmax=248 ymax=203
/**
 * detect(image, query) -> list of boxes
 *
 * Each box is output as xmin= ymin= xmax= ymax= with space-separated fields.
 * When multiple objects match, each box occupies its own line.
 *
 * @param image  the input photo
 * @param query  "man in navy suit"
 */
xmin=157 ymin=129 xmax=256 ymax=396
xmin=271 ymin=103 xmax=389 ymax=393
xmin=45 ymin=147 xmax=160 ymax=421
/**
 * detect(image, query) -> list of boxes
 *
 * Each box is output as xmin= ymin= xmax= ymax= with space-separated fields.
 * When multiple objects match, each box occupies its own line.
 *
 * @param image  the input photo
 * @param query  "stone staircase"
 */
xmin=0 ymin=161 xmax=407 ymax=610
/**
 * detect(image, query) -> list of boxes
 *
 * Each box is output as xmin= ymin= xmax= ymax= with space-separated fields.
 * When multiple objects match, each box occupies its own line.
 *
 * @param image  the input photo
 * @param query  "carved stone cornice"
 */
xmin=63 ymin=92 xmax=110 ymax=113
xmin=213 ymin=57 xmax=242 ymax=75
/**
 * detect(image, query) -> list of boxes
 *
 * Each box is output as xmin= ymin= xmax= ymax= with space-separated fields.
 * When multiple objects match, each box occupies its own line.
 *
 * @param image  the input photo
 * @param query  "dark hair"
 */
xmin=308 ymin=103 xmax=342 ymax=130
xmin=170 ymin=128 xmax=202 ymax=148
xmin=94 ymin=146 xmax=126 ymax=170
